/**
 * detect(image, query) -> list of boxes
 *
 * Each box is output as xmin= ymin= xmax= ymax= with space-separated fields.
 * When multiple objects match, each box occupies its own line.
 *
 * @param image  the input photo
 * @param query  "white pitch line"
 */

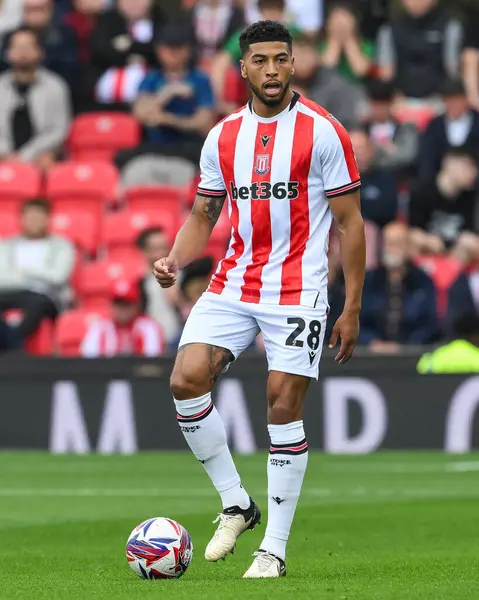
xmin=0 ymin=487 xmax=478 ymax=500
xmin=447 ymin=461 xmax=479 ymax=472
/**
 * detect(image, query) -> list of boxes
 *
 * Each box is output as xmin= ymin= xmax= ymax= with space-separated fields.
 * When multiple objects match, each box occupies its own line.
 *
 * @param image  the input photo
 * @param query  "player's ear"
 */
xmin=291 ymin=55 xmax=295 ymax=77
xmin=240 ymin=59 xmax=247 ymax=80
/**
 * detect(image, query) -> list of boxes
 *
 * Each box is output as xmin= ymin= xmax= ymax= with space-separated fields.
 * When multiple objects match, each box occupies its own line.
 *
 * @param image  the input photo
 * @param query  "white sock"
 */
xmin=260 ymin=421 xmax=308 ymax=561
xmin=174 ymin=393 xmax=250 ymax=510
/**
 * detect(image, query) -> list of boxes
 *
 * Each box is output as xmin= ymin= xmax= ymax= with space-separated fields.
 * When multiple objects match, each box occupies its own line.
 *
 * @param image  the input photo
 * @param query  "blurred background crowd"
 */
xmin=1 ymin=0 xmax=479 ymax=360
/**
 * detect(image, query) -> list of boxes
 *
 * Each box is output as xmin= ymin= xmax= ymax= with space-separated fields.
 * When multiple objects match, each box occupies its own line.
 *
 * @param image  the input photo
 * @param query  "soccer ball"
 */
xmin=126 ymin=517 xmax=193 ymax=579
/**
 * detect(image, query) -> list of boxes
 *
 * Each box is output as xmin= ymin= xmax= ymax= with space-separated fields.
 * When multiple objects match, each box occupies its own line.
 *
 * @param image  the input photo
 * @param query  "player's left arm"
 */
xmin=328 ymin=190 xmax=366 ymax=364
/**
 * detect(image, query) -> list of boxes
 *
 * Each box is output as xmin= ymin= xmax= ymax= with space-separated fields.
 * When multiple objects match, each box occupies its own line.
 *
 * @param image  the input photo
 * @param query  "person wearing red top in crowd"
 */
xmin=80 ymin=279 xmax=165 ymax=358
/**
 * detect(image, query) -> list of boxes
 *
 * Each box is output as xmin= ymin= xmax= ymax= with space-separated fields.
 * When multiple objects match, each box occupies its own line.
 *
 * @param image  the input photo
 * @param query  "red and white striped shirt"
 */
xmin=197 ymin=92 xmax=361 ymax=308
xmin=80 ymin=316 xmax=165 ymax=358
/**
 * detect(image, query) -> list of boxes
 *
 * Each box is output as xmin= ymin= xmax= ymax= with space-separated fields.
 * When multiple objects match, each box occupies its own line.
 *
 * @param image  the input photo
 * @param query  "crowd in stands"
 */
xmin=0 ymin=0 xmax=479 ymax=358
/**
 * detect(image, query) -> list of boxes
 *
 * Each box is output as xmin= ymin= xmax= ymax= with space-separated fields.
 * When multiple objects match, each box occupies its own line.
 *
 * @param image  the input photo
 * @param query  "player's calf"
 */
xmin=171 ymin=343 xmax=254 ymax=561
xmin=247 ymin=372 xmax=309 ymax=572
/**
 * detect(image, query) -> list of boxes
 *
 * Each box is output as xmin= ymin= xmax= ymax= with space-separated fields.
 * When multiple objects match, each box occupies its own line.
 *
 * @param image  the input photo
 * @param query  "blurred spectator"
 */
xmin=63 ymin=0 xmax=104 ymax=64
xmin=0 ymin=198 xmax=75 ymax=344
xmin=354 ymin=0 xmax=389 ymax=42
xmin=363 ymin=79 xmax=419 ymax=171
xmin=417 ymin=312 xmax=479 ymax=373
xmin=90 ymin=0 xmax=164 ymax=106
xmin=136 ymin=227 xmax=181 ymax=344
xmin=377 ymin=0 xmax=462 ymax=101
xmin=319 ymin=2 xmax=374 ymax=83
xmin=211 ymin=0 xmax=295 ymax=115
xmin=447 ymin=272 xmax=478 ymax=336
xmin=178 ymin=256 xmax=214 ymax=322
xmin=0 ymin=317 xmax=21 ymax=353
xmin=409 ymin=147 xmax=479 ymax=266
xmin=0 ymin=27 xmax=71 ymax=168
xmin=292 ymin=33 xmax=364 ymax=129
xmin=350 ymin=128 xmax=398 ymax=227
xmin=418 ymin=78 xmax=479 ymax=181
xmin=0 ymin=0 xmax=23 ymax=46
xmin=80 ymin=278 xmax=165 ymax=357
xmin=187 ymin=0 xmax=244 ymax=69
xmin=461 ymin=9 xmax=479 ymax=111
xmin=245 ymin=0 xmax=323 ymax=35
xmin=133 ymin=23 xmax=214 ymax=146
xmin=3 ymin=0 xmax=80 ymax=90
xmin=359 ymin=221 xmax=439 ymax=349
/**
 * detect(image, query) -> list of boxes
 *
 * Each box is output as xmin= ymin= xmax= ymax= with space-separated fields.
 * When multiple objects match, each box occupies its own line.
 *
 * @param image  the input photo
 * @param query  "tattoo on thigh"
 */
xmin=208 ymin=345 xmax=234 ymax=385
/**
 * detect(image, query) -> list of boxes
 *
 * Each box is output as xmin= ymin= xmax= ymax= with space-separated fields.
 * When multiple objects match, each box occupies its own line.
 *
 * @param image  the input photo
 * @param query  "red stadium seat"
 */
xmin=55 ymin=308 xmax=110 ymax=356
xmin=75 ymin=258 xmax=144 ymax=303
xmin=392 ymin=105 xmax=436 ymax=132
xmin=3 ymin=310 xmax=54 ymax=355
xmin=102 ymin=208 xmax=178 ymax=250
xmin=0 ymin=208 xmax=20 ymax=238
xmin=68 ymin=113 xmax=141 ymax=162
xmin=124 ymin=185 xmax=185 ymax=218
xmin=0 ymin=162 xmax=42 ymax=212
xmin=107 ymin=246 xmax=144 ymax=264
xmin=50 ymin=209 xmax=100 ymax=255
xmin=46 ymin=161 xmax=119 ymax=221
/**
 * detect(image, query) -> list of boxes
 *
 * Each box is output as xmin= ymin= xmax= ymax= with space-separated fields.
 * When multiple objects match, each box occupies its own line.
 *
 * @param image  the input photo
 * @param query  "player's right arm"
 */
xmin=153 ymin=192 xmax=226 ymax=288
xmin=153 ymin=125 xmax=227 ymax=288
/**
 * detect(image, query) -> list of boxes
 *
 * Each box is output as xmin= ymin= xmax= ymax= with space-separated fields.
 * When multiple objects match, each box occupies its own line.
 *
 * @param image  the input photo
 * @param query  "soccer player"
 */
xmin=154 ymin=20 xmax=366 ymax=578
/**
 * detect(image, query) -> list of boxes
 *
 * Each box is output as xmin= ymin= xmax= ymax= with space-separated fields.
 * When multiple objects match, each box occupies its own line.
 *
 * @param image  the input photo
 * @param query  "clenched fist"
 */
xmin=153 ymin=257 xmax=179 ymax=288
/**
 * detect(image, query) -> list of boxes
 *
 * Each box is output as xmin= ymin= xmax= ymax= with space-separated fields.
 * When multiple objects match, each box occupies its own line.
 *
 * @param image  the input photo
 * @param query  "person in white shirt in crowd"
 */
xmin=136 ymin=227 xmax=181 ymax=345
xmin=0 ymin=26 xmax=71 ymax=170
xmin=81 ymin=278 xmax=166 ymax=358
xmin=0 ymin=198 xmax=75 ymax=344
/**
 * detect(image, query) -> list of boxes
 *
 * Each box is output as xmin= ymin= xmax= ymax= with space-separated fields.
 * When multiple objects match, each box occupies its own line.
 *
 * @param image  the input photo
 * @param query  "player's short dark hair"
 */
xmin=21 ymin=198 xmax=50 ymax=214
xmin=239 ymin=20 xmax=293 ymax=56
xmin=8 ymin=26 xmax=42 ymax=49
xmin=136 ymin=227 xmax=165 ymax=250
xmin=258 ymin=0 xmax=286 ymax=11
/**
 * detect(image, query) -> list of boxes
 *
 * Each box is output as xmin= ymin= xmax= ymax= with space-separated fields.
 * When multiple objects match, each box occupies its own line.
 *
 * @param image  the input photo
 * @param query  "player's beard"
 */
xmin=247 ymin=77 xmax=291 ymax=107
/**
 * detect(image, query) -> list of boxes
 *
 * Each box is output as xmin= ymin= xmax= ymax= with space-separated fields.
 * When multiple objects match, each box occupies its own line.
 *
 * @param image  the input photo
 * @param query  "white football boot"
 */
xmin=204 ymin=498 xmax=261 ymax=562
xmin=243 ymin=550 xmax=286 ymax=578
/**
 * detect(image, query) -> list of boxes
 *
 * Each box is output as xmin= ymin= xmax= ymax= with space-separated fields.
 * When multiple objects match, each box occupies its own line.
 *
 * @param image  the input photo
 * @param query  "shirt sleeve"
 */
xmin=197 ymin=126 xmax=227 ymax=197
xmin=318 ymin=115 xmax=361 ymax=198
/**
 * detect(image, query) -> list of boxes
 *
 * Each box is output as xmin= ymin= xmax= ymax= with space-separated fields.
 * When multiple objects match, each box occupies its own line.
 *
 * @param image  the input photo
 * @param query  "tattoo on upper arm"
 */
xmin=192 ymin=194 xmax=226 ymax=227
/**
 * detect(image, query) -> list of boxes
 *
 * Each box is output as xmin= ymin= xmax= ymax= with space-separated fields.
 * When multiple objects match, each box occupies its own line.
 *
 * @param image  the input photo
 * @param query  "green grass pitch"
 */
xmin=1 ymin=452 xmax=479 ymax=600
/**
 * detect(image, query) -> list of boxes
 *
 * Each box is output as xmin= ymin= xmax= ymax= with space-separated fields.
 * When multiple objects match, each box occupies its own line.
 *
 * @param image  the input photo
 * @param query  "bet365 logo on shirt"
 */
xmin=229 ymin=181 xmax=300 ymax=201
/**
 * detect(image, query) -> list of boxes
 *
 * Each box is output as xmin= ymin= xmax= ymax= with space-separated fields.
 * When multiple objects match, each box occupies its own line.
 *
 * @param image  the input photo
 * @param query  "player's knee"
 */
xmin=170 ymin=362 xmax=211 ymax=400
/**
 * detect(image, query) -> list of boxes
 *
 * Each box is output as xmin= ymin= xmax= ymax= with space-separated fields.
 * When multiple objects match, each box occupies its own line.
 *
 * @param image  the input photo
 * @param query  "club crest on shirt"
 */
xmin=254 ymin=154 xmax=270 ymax=175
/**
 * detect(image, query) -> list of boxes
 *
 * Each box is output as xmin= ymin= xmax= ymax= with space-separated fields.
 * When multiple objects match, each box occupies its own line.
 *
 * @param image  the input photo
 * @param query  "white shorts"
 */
xmin=179 ymin=292 xmax=327 ymax=380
